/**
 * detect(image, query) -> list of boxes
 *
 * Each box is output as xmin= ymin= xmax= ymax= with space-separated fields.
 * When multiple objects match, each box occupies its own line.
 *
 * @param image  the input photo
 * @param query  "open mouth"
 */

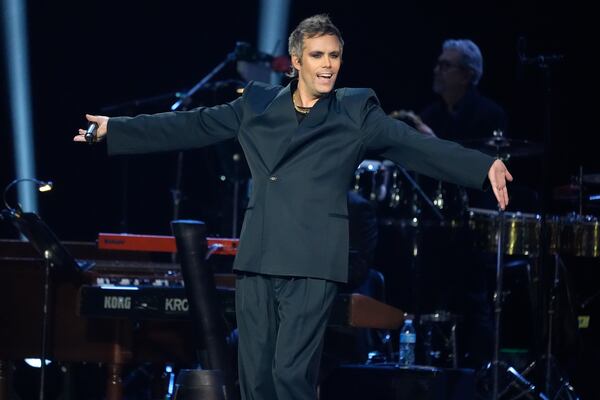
xmin=317 ymin=72 xmax=333 ymax=80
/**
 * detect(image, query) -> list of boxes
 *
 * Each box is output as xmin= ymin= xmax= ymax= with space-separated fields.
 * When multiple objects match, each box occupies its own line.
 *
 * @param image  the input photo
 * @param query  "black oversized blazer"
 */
xmin=107 ymin=80 xmax=494 ymax=283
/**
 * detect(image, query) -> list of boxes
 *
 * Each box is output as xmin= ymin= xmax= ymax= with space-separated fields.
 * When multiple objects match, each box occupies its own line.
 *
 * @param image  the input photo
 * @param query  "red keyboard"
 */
xmin=97 ymin=233 xmax=239 ymax=256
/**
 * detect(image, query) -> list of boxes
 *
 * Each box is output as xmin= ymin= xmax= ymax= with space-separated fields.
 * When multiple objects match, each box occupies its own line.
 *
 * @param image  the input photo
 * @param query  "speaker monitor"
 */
xmin=319 ymin=364 xmax=475 ymax=400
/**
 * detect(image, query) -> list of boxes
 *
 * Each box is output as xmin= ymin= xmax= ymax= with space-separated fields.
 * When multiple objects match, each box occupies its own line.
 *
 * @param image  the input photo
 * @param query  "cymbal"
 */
xmin=553 ymin=184 xmax=580 ymax=201
xmin=583 ymin=173 xmax=600 ymax=184
xmin=460 ymin=137 xmax=543 ymax=158
xmin=553 ymin=184 xmax=600 ymax=207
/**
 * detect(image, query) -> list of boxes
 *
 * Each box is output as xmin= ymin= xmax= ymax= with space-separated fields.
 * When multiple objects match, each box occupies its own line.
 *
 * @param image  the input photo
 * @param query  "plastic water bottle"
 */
xmin=398 ymin=319 xmax=416 ymax=366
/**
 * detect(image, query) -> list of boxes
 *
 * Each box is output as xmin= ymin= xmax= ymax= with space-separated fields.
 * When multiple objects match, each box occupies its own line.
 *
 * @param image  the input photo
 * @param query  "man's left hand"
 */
xmin=488 ymin=159 xmax=513 ymax=210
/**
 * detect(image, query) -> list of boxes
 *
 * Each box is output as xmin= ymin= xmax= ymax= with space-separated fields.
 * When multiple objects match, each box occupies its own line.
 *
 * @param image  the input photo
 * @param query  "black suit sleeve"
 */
xmin=107 ymin=97 xmax=244 ymax=156
xmin=359 ymin=94 xmax=494 ymax=190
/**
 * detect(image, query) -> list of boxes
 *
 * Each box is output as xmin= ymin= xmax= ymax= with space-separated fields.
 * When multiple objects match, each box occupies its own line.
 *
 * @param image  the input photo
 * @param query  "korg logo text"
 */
xmin=104 ymin=296 xmax=132 ymax=309
xmin=165 ymin=298 xmax=188 ymax=312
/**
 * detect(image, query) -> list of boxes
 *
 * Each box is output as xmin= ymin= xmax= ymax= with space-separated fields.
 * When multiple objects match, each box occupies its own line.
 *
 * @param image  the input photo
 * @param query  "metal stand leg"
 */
xmin=543 ymin=254 xmax=559 ymax=396
xmin=479 ymin=209 xmax=547 ymax=400
xmin=491 ymin=209 xmax=506 ymax=400
xmin=39 ymin=251 xmax=52 ymax=400
xmin=539 ymin=254 xmax=580 ymax=400
xmin=451 ymin=322 xmax=458 ymax=369
xmin=479 ymin=249 xmax=582 ymax=400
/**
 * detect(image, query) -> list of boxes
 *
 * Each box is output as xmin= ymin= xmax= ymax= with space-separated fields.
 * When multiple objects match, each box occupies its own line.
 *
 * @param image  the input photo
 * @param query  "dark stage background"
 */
xmin=0 ymin=0 xmax=586 ymax=241
xmin=1 ymin=0 xmax=597 ymax=397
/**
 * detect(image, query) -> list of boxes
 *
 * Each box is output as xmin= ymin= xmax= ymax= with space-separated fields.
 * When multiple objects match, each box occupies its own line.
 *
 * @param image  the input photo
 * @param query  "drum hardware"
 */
xmin=580 ymin=288 xmax=600 ymax=310
xmin=491 ymin=210 xmax=507 ymax=398
xmin=539 ymin=174 xmax=586 ymax=400
xmin=393 ymin=165 xmax=443 ymax=222
xmin=432 ymin=181 xmax=445 ymax=210
xmin=552 ymin=184 xmax=581 ymax=202
xmin=467 ymin=208 xmax=600 ymax=259
xmin=470 ymin=207 xmax=585 ymax=399
xmin=552 ymin=169 xmax=600 ymax=257
xmin=554 ymin=213 xmax=600 ymax=258
xmin=353 ymin=159 xmax=471 ymax=223
xmin=476 ymin=209 xmax=549 ymax=400
xmin=353 ymin=160 xmax=388 ymax=202
xmin=542 ymin=253 xmax=580 ymax=399
xmin=387 ymin=167 xmax=403 ymax=209
xmin=487 ymin=251 xmax=580 ymax=400
xmin=483 ymin=41 xmax=578 ymax=399
xmin=419 ymin=311 xmax=459 ymax=368
xmin=468 ymin=204 xmax=595 ymax=398
xmin=468 ymin=207 xmax=541 ymax=256
xmin=353 ymin=160 xmax=443 ymax=222
xmin=460 ymin=130 xmax=543 ymax=160
xmin=581 ymin=173 xmax=600 ymax=185
xmin=553 ymin=166 xmax=600 ymax=211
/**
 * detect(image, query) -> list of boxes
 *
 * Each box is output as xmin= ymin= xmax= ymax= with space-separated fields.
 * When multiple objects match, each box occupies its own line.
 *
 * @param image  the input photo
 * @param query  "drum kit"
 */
xmin=352 ymin=159 xmax=463 ymax=223
xmin=353 ymin=132 xmax=600 ymax=258
xmin=353 ymin=133 xmax=595 ymax=399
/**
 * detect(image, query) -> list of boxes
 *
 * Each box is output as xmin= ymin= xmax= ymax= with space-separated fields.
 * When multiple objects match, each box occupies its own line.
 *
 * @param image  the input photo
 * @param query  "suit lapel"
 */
xmin=265 ymin=83 xmax=298 ymax=171
xmin=270 ymin=89 xmax=334 ymax=172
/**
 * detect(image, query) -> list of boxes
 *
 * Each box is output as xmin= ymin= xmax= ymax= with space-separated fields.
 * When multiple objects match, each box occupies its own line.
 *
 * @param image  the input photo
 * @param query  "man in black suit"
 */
xmin=75 ymin=14 xmax=512 ymax=400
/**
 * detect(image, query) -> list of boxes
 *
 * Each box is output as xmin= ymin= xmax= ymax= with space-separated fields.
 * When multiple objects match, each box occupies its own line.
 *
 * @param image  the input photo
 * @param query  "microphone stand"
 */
xmin=477 ymin=207 xmax=545 ymax=400
xmin=38 ymin=250 xmax=54 ymax=400
xmin=491 ymin=209 xmax=505 ymax=400
xmin=528 ymin=46 xmax=558 ymax=399
xmin=100 ymin=92 xmax=178 ymax=114
xmin=170 ymin=51 xmax=237 ymax=112
xmin=169 ymin=50 xmax=238 ymax=229
xmin=518 ymin=39 xmax=580 ymax=399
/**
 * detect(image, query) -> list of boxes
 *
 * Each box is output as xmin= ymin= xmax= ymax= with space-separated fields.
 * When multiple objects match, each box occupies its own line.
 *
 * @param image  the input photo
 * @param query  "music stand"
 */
xmin=0 ymin=208 xmax=93 ymax=400
xmin=1 ymin=208 xmax=94 ymax=272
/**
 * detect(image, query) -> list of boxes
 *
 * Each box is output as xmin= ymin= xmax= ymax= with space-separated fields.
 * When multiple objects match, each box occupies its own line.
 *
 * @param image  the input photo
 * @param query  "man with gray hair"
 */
xmin=412 ymin=39 xmax=508 ymax=370
xmin=418 ymin=38 xmax=507 ymax=140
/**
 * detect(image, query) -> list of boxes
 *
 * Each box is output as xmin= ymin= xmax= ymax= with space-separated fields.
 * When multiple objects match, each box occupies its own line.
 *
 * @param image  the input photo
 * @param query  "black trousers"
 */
xmin=235 ymin=273 xmax=338 ymax=400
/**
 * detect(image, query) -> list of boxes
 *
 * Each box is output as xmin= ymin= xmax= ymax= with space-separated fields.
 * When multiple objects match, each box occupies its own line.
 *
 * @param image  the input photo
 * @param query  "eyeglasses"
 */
xmin=435 ymin=60 xmax=463 ymax=71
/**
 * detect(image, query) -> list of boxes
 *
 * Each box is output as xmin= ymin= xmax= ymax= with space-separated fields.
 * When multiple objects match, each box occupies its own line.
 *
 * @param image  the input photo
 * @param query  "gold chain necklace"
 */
xmin=293 ymin=91 xmax=312 ymax=114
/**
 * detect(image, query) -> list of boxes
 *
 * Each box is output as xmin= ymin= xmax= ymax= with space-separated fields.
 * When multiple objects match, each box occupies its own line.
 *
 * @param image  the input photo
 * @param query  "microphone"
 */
xmin=516 ymin=36 xmax=564 ymax=66
xmin=85 ymin=122 xmax=98 ymax=144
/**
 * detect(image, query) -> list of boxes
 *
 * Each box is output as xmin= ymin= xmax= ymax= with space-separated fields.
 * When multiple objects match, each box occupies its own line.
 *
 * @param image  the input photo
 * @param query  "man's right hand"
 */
xmin=74 ymin=114 xmax=109 ymax=143
xmin=389 ymin=109 xmax=436 ymax=137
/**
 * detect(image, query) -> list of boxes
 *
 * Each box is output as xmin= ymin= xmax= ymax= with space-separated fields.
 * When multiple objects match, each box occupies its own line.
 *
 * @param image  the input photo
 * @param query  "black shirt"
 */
xmin=420 ymin=87 xmax=507 ymax=141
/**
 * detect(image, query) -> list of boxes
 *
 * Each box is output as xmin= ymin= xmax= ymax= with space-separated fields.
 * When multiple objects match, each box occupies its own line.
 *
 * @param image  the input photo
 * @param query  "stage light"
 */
xmin=23 ymin=358 xmax=51 ymax=368
xmin=3 ymin=178 xmax=53 ymax=211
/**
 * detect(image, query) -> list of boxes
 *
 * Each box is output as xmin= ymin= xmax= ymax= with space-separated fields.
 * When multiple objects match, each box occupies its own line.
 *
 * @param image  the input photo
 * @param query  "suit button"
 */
xmin=269 ymin=176 xmax=278 ymax=182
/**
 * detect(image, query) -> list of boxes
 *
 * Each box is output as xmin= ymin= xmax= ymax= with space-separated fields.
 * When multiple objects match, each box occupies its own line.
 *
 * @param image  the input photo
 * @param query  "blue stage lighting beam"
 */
xmin=258 ymin=0 xmax=291 ymax=85
xmin=2 ymin=0 xmax=37 ymax=212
